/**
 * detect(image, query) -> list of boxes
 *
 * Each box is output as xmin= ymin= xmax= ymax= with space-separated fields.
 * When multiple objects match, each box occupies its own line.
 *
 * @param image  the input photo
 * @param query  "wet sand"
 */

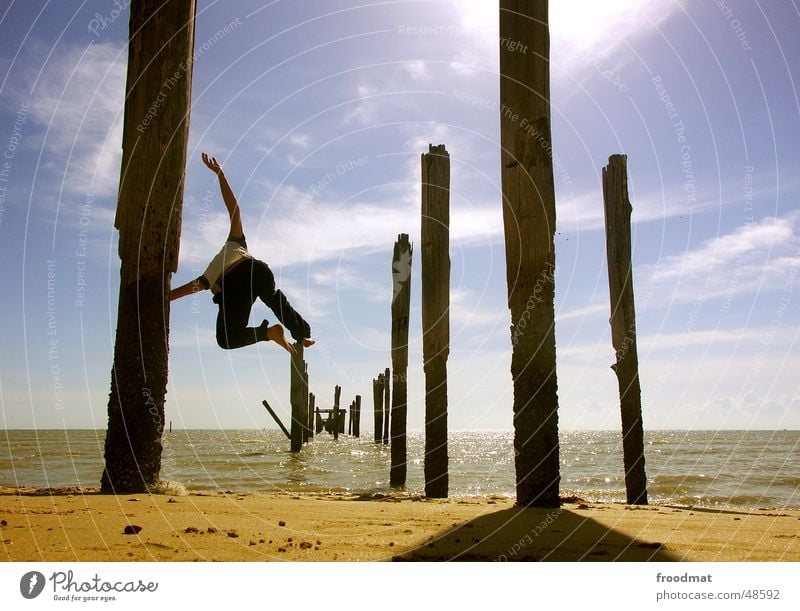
xmin=1 ymin=487 xmax=799 ymax=562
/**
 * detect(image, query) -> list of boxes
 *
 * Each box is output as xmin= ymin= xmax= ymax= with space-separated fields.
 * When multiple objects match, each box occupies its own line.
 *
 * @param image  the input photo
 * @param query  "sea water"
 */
xmin=1 ymin=429 xmax=798 ymax=508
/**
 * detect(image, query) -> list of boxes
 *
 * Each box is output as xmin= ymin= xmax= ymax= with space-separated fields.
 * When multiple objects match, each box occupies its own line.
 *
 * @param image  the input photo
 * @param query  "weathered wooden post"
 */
xmin=307 ymin=393 xmax=315 ymax=441
xmin=101 ymin=0 xmax=197 ymax=493
xmin=348 ymin=401 xmax=353 ymax=435
xmin=421 ymin=143 xmax=450 ymax=498
xmin=301 ymin=362 xmax=310 ymax=444
xmin=382 ymin=367 xmax=391 ymax=445
xmin=332 ymin=385 xmax=342 ymax=441
xmin=499 ymin=0 xmax=561 ymax=507
xmin=290 ymin=343 xmax=306 ymax=452
xmin=354 ymin=394 xmax=362 ymax=437
xmin=603 ymin=154 xmax=648 ymax=505
xmin=390 ymin=233 xmax=412 ymax=486
xmin=373 ymin=375 xmax=383 ymax=443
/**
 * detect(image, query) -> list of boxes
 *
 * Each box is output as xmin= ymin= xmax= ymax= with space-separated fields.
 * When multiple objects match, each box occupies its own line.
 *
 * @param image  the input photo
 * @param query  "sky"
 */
xmin=0 ymin=0 xmax=798 ymax=432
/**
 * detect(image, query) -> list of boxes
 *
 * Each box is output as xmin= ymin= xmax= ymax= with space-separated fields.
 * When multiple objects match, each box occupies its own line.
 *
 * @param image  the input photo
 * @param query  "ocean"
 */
xmin=1 ymin=429 xmax=798 ymax=508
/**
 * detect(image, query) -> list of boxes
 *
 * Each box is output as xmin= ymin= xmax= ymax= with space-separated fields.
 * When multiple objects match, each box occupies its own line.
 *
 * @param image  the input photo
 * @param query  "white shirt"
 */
xmin=201 ymin=236 xmax=251 ymax=293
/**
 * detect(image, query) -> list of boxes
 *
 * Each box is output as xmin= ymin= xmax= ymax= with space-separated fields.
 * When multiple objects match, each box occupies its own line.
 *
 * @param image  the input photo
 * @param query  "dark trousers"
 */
xmin=213 ymin=258 xmax=311 ymax=349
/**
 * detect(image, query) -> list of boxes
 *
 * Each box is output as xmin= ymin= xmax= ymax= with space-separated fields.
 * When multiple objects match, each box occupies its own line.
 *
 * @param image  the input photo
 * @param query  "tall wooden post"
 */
xmin=332 ymin=385 xmax=342 ymax=441
xmin=290 ymin=343 xmax=306 ymax=452
xmin=302 ymin=362 xmax=310 ymax=443
xmin=372 ymin=375 xmax=383 ymax=443
xmin=354 ymin=394 xmax=362 ymax=437
xmin=390 ymin=234 xmax=412 ymax=486
xmin=421 ymin=143 xmax=450 ymax=498
xmin=348 ymin=401 xmax=353 ymax=435
xmin=382 ymin=367 xmax=391 ymax=445
xmin=603 ymin=154 xmax=648 ymax=505
xmin=101 ymin=0 xmax=197 ymax=493
xmin=307 ymin=393 xmax=315 ymax=440
xmin=499 ymin=0 xmax=561 ymax=507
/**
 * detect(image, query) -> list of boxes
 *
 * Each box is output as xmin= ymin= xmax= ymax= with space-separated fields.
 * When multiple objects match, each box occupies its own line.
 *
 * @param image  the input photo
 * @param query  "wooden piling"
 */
xmin=307 ymin=393 xmax=315 ymax=441
xmin=373 ymin=376 xmax=383 ymax=443
xmin=290 ymin=342 xmax=305 ymax=452
xmin=421 ymin=143 xmax=450 ymax=498
xmin=333 ymin=385 xmax=342 ymax=441
xmin=302 ymin=362 xmax=310 ymax=444
xmin=348 ymin=401 xmax=353 ymax=435
xmin=354 ymin=395 xmax=362 ymax=438
xmin=382 ymin=367 xmax=391 ymax=445
xmin=603 ymin=154 xmax=648 ymax=505
xmin=500 ymin=0 xmax=561 ymax=507
xmin=101 ymin=0 xmax=197 ymax=493
xmin=390 ymin=234 xmax=412 ymax=486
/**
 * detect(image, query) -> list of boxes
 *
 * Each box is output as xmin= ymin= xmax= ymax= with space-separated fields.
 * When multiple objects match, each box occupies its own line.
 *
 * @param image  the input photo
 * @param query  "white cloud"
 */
xmin=641 ymin=213 xmax=800 ymax=303
xmin=556 ymin=302 xmax=608 ymax=322
xmin=403 ymin=60 xmax=432 ymax=81
xmin=289 ymin=133 xmax=311 ymax=149
xmin=19 ymin=41 xmax=127 ymax=200
xmin=342 ymin=83 xmax=380 ymax=125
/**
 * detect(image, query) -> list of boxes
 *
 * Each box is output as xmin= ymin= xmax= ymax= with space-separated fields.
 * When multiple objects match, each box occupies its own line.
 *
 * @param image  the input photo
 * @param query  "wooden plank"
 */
xmin=421 ymin=144 xmax=450 ymax=498
xmin=603 ymin=154 xmax=648 ymax=505
xmin=500 ymin=0 xmax=560 ymax=507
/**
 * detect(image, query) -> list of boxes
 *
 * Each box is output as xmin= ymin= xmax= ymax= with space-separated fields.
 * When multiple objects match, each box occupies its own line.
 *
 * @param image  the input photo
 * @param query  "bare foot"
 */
xmin=267 ymin=324 xmax=297 ymax=356
xmin=301 ymin=338 xmax=316 ymax=348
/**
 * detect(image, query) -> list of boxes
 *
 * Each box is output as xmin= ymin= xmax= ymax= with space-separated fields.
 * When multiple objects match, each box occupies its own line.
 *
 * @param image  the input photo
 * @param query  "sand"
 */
xmin=1 ymin=487 xmax=799 ymax=562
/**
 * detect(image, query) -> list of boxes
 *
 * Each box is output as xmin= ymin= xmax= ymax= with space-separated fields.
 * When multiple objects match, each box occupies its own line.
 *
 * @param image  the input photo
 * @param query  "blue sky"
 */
xmin=0 ymin=0 xmax=798 ymax=431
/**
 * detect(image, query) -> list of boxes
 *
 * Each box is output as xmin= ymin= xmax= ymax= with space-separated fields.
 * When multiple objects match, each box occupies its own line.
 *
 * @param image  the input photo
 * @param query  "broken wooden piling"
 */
xmin=603 ymin=153 xmax=648 ymax=505
xmin=390 ymin=233 xmax=412 ymax=486
xmin=421 ymin=143 xmax=450 ymax=498
xmin=262 ymin=400 xmax=291 ymax=440
xmin=500 ymin=0 xmax=561 ymax=507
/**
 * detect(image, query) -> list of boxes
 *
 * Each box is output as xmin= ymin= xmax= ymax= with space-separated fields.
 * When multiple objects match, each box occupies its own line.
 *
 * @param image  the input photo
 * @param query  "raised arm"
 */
xmin=202 ymin=152 xmax=243 ymax=239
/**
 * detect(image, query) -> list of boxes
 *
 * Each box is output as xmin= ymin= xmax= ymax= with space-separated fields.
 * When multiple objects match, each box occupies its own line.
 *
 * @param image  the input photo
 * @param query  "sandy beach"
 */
xmin=1 ymin=487 xmax=798 ymax=562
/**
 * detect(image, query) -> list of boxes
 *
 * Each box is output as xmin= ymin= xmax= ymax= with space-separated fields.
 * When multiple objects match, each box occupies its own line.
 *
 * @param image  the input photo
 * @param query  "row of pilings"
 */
xmin=102 ymin=0 xmax=647 ymax=506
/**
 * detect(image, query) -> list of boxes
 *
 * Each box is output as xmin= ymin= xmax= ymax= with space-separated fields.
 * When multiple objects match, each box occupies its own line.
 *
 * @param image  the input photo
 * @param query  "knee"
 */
xmin=216 ymin=332 xmax=235 ymax=350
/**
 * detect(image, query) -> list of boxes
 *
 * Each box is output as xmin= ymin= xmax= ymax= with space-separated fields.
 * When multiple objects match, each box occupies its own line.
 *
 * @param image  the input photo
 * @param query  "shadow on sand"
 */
xmin=394 ymin=506 xmax=678 ymax=561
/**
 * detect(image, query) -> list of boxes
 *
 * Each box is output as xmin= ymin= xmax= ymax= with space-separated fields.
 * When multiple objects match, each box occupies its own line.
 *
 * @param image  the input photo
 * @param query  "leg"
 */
xmin=253 ymin=261 xmax=312 ymax=342
xmin=215 ymin=262 xmax=265 ymax=349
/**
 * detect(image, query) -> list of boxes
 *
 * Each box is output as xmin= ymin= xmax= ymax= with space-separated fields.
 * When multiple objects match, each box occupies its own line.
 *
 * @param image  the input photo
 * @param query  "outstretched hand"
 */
xmin=202 ymin=152 xmax=223 ymax=175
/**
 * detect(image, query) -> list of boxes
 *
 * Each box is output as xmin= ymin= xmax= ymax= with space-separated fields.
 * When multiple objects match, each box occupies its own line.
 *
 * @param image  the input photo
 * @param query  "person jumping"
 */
xmin=170 ymin=153 xmax=315 ymax=357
